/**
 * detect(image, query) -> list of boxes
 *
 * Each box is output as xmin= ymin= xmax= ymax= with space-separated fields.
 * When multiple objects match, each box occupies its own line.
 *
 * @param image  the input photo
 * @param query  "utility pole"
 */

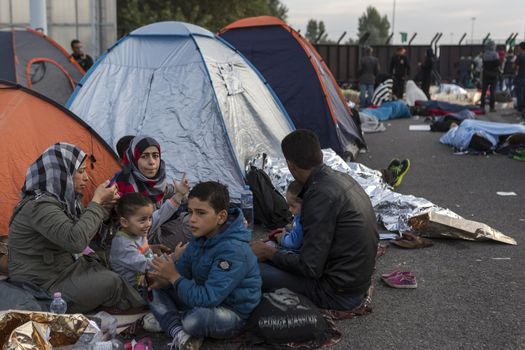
xmin=471 ymin=17 xmax=476 ymax=44
xmin=392 ymin=0 xmax=397 ymax=44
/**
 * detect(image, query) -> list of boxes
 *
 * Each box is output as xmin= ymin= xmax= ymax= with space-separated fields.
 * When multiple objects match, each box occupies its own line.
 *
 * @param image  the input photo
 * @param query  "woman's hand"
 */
xmin=173 ymin=173 xmax=190 ymax=198
xmin=92 ymin=181 xmax=119 ymax=206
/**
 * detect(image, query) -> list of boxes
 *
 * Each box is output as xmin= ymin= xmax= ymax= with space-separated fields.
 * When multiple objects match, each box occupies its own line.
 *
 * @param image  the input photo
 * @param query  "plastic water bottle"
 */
xmin=241 ymin=185 xmax=254 ymax=230
xmin=50 ymin=292 xmax=67 ymax=314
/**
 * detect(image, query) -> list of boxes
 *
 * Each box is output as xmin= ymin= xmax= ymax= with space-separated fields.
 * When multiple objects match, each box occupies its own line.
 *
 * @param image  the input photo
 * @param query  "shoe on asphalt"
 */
xmin=169 ymin=330 xmax=203 ymax=350
xmin=142 ymin=312 xmax=163 ymax=333
xmin=387 ymin=158 xmax=401 ymax=170
xmin=381 ymin=271 xmax=414 ymax=279
xmin=381 ymin=274 xmax=417 ymax=289
xmin=390 ymin=159 xmax=411 ymax=188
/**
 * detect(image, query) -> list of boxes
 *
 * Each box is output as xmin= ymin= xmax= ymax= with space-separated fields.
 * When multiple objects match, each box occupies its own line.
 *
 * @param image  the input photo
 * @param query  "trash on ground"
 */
xmin=409 ymin=125 xmax=431 ymax=131
xmin=0 ymin=310 xmax=98 ymax=349
xmin=409 ymin=211 xmax=517 ymax=245
xmin=496 ymin=191 xmax=517 ymax=196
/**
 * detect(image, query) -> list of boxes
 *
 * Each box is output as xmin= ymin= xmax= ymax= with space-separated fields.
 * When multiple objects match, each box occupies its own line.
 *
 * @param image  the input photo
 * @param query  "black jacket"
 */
xmin=273 ymin=164 xmax=378 ymax=296
xmin=390 ymin=54 xmax=411 ymax=77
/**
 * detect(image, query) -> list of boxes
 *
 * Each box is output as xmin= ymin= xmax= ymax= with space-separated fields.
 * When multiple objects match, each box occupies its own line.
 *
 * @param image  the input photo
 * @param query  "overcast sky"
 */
xmin=280 ymin=0 xmax=525 ymax=45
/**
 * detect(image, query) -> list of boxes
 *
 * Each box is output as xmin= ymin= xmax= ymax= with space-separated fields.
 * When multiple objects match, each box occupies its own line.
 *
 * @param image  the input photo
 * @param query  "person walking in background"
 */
xmin=358 ymin=47 xmax=380 ymax=108
xmin=70 ymin=39 xmax=94 ymax=72
xmin=514 ymin=42 xmax=525 ymax=116
xmin=389 ymin=47 xmax=411 ymax=99
xmin=421 ymin=48 xmax=436 ymax=99
xmin=502 ymin=48 xmax=516 ymax=93
xmin=458 ymin=56 xmax=474 ymax=88
xmin=480 ymin=40 xmax=500 ymax=113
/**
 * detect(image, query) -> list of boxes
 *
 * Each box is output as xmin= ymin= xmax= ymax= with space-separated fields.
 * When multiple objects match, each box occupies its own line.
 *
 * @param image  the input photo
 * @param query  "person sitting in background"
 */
xmin=8 ymin=143 xmax=144 ymax=313
xmin=70 ymin=39 xmax=94 ymax=72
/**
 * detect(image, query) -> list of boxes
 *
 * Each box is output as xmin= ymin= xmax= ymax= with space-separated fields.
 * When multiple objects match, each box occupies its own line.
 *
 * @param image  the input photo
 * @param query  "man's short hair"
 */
xmin=519 ymin=42 xmax=525 ymax=51
xmin=71 ymin=39 xmax=81 ymax=49
xmin=117 ymin=192 xmax=152 ymax=218
xmin=188 ymin=181 xmax=229 ymax=213
xmin=281 ymin=130 xmax=323 ymax=170
xmin=116 ymin=135 xmax=135 ymax=159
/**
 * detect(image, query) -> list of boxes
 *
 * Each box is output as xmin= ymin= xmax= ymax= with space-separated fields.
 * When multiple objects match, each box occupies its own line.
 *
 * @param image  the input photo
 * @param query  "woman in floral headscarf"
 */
xmin=8 ymin=143 xmax=144 ymax=313
xmin=112 ymin=136 xmax=191 ymax=247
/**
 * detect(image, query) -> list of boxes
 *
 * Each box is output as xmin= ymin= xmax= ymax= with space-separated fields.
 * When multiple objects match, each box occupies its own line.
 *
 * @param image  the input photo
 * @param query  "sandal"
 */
xmin=390 ymin=232 xmax=433 ymax=249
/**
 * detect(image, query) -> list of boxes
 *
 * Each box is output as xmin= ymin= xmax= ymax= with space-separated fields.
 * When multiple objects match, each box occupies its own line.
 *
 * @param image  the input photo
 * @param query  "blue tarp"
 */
xmin=362 ymin=100 xmax=411 ymax=121
xmin=440 ymin=120 xmax=525 ymax=150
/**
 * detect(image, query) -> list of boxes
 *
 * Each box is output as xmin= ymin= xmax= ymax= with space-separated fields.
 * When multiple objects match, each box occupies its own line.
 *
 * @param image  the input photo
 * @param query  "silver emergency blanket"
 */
xmin=68 ymin=22 xmax=293 ymax=200
xmin=247 ymin=149 xmax=516 ymax=244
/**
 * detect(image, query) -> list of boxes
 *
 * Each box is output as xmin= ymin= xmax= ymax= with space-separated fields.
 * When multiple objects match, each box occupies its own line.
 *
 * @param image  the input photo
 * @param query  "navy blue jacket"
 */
xmin=174 ymin=208 xmax=261 ymax=319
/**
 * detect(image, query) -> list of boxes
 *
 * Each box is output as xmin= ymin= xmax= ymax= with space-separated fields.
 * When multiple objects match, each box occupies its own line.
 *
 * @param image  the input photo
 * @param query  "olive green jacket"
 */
xmin=8 ymin=194 xmax=107 ymax=287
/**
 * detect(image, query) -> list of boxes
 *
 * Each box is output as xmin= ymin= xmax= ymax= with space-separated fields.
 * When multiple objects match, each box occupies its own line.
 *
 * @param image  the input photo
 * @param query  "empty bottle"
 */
xmin=240 ymin=185 xmax=254 ymax=230
xmin=50 ymin=292 xmax=67 ymax=314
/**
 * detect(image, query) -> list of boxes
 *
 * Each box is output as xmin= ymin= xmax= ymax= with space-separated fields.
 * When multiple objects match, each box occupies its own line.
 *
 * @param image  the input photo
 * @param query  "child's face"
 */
xmin=188 ymin=197 xmax=227 ymax=239
xmin=120 ymin=204 xmax=154 ymax=237
xmin=286 ymin=192 xmax=302 ymax=216
xmin=137 ymin=146 xmax=160 ymax=179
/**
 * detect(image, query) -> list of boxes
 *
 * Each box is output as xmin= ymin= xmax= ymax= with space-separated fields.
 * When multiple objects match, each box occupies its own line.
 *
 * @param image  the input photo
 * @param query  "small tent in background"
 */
xmin=0 ymin=80 xmax=119 ymax=235
xmin=0 ymin=28 xmax=84 ymax=104
xmin=67 ymin=21 xmax=294 ymax=200
xmin=219 ymin=16 xmax=366 ymax=159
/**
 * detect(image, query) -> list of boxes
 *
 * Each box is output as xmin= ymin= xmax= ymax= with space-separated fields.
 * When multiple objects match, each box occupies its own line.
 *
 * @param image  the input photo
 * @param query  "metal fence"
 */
xmin=314 ymin=43 xmax=508 ymax=84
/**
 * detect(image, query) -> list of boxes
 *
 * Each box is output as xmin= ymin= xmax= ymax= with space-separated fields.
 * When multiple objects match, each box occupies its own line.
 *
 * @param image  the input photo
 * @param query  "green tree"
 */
xmin=117 ymin=0 xmax=289 ymax=38
xmin=357 ymin=6 xmax=390 ymax=45
xmin=305 ymin=19 xmax=334 ymax=44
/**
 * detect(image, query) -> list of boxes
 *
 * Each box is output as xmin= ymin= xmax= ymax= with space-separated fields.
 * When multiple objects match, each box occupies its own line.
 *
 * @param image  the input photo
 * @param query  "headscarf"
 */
xmin=21 ymin=143 xmax=86 ymax=218
xmin=115 ymin=136 xmax=167 ymax=204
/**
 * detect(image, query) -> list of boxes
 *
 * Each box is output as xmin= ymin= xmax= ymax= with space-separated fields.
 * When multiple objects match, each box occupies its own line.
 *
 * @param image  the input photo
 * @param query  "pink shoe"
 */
xmin=381 ymin=271 xmax=414 ymax=279
xmin=381 ymin=274 xmax=417 ymax=289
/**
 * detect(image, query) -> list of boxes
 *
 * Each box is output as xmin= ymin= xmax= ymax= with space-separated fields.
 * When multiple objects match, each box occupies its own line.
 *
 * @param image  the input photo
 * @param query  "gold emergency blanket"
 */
xmin=0 ymin=310 xmax=93 ymax=350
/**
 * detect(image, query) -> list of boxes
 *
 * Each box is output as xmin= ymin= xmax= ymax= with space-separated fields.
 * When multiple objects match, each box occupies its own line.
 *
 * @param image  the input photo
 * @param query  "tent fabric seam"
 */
xmin=188 ymin=34 xmax=246 ymax=183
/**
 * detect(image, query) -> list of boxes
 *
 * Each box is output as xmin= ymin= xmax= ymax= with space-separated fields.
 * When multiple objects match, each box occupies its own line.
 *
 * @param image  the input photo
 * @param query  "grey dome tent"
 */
xmin=67 ymin=21 xmax=294 ymax=200
xmin=0 ymin=27 xmax=84 ymax=104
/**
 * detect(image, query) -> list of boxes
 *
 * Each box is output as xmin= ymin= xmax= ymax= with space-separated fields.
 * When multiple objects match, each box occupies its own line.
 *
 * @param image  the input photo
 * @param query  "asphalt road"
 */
xmin=150 ymin=110 xmax=525 ymax=349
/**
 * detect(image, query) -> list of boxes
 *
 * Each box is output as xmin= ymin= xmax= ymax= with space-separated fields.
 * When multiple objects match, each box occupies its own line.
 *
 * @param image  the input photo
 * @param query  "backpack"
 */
xmin=246 ymin=165 xmax=291 ymax=229
xmin=244 ymin=288 xmax=330 ymax=347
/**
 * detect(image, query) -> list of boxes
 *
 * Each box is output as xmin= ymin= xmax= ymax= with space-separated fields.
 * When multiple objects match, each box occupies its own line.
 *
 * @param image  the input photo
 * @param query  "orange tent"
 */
xmin=0 ymin=80 xmax=120 ymax=235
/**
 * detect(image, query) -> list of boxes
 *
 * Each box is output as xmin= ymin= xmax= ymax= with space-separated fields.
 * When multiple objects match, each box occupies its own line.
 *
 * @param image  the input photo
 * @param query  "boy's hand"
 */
xmin=174 ymin=242 xmax=188 ymax=261
xmin=147 ymin=274 xmax=170 ymax=290
xmin=149 ymin=254 xmax=181 ymax=284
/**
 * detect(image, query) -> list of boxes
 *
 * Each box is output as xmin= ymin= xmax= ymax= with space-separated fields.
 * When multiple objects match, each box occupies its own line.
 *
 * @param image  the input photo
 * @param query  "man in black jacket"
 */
xmin=251 ymin=130 xmax=378 ymax=310
xmin=389 ymin=47 xmax=411 ymax=99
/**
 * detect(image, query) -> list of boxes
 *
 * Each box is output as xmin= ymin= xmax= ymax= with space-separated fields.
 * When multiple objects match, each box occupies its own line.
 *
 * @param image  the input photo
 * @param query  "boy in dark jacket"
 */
xmin=147 ymin=181 xmax=261 ymax=350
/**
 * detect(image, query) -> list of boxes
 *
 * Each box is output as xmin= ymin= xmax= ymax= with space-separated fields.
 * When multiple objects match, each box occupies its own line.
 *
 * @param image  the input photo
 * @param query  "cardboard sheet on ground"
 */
xmin=0 ymin=310 xmax=96 ymax=349
xmin=409 ymin=211 xmax=517 ymax=245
